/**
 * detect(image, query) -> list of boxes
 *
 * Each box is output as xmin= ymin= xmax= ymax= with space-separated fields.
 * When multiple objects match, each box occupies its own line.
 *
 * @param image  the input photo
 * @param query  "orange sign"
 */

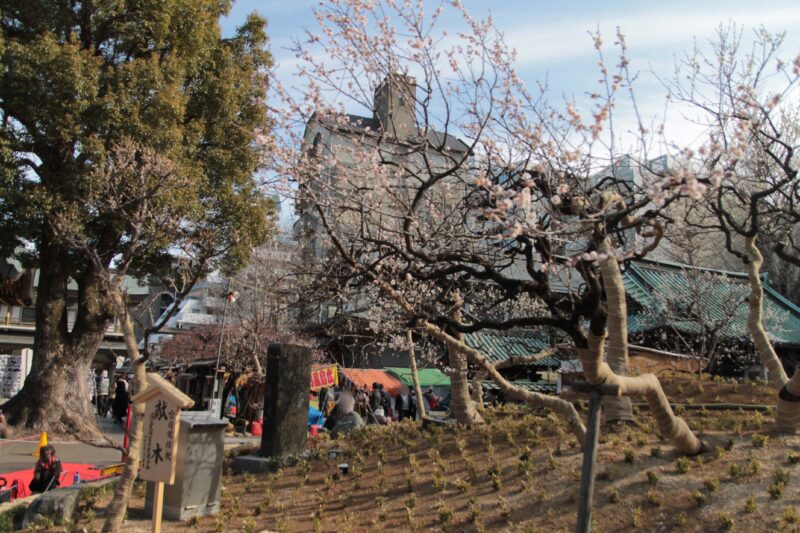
xmin=310 ymin=365 xmax=338 ymax=391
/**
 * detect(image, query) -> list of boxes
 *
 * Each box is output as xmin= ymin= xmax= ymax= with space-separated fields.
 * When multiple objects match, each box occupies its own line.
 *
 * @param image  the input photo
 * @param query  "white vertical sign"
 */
xmin=0 ymin=350 xmax=32 ymax=399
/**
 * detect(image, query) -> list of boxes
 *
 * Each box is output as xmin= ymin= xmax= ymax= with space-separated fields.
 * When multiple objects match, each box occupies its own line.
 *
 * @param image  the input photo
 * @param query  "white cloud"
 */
xmin=506 ymin=7 xmax=800 ymax=65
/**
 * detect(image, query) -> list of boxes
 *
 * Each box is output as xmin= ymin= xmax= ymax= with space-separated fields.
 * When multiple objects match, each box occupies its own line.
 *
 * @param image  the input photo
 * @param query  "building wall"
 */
xmin=628 ymin=347 xmax=704 ymax=374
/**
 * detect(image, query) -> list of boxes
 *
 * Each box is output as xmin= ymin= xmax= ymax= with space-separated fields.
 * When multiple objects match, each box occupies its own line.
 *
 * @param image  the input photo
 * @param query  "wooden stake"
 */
xmin=152 ymin=482 xmax=164 ymax=533
xmin=576 ymin=388 xmax=603 ymax=533
xmin=406 ymin=329 xmax=426 ymax=419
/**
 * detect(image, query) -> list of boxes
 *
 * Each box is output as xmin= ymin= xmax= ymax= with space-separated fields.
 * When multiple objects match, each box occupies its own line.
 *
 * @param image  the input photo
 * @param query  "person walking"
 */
xmin=368 ymin=383 xmax=382 ymax=424
xmin=97 ymin=370 xmax=110 ymax=417
xmin=397 ymin=389 xmax=412 ymax=420
xmin=88 ymin=368 xmax=97 ymax=407
xmin=112 ymin=377 xmax=129 ymax=424
xmin=318 ymin=386 xmax=331 ymax=417
xmin=378 ymin=383 xmax=391 ymax=418
xmin=355 ymin=386 xmax=369 ymax=417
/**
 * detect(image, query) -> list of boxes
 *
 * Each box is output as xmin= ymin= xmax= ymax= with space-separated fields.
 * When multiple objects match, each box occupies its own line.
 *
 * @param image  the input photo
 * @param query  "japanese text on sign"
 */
xmin=309 ymin=365 xmax=338 ymax=391
xmin=0 ymin=352 xmax=31 ymax=399
xmin=140 ymin=397 xmax=181 ymax=484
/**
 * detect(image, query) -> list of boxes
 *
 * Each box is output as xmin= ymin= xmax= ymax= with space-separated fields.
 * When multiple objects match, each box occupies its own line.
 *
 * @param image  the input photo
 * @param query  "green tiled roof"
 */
xmin=464 ymin=331 xmax=553 ymax=365
xmin=481 ymin=380 xmax=556 ymax=394
xmin=384 ymin=367 xmax=451 ymax=387
xmin=623 ymin=259 xmax=800 ymax=346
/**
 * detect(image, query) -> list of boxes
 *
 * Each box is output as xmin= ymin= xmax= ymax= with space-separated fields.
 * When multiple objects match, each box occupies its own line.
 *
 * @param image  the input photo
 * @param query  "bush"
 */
xmin=650 ymin=447 xmax=662 ymax=458
xmin=0 ymin=506 xmax=26 ymax=532
xmin=752 ymin=434 xmax=768 ymax=448
xmin=774 ymin=468 xmax=790 ymax=485
xmin=703 ymin=478 xmax=720 ymax=493
xmin=632 ymin=506 xmax=643 ymax=527
xmin=717 ymin=513 xmax=734 ymax=531
xmin=624 ymin=448 xmax=635 ymax=464
xmin=768 ymin=480 xmax=786 ymax=500
xmin=453 ymin=477 xmax=471 ymax=492
xmin=675 ymin=457 xmax=692 ymax=474
xmin=436 ymin=499 xmax=454 ymax=524
xmin=405 ymin=494 xmax=417 ymax=510
xmin=744 ymin=495 xmax=757 ymax=513
xmin=467 ymin=498 xmax=480 ymax=523
xmin=691 ymin=490 xmax=708 ymax=507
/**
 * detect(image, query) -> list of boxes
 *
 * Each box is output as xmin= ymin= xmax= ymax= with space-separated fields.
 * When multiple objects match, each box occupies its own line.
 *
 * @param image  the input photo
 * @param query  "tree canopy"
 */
xmin=0 ymin=0 xmax=272 ymax=274
xmin=0 ymin=0 xmax=275 ymax=433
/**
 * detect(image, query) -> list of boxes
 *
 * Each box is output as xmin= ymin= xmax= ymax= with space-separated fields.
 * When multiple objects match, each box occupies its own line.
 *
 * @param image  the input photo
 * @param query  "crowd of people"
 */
xmin=314 ymin=382 xmax=452 ymax=437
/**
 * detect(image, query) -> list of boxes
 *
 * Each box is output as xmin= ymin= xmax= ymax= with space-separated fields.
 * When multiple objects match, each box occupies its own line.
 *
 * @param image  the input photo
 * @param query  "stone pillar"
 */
xmin=260 ymin=343 xmax=312 ymax=458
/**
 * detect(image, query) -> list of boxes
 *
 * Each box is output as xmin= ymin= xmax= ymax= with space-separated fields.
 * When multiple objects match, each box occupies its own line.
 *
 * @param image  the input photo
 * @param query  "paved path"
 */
xmin=0 ymin=415 xmax=256 ymax=475
xmin=0 ymin=415 xmax=125 ymax=474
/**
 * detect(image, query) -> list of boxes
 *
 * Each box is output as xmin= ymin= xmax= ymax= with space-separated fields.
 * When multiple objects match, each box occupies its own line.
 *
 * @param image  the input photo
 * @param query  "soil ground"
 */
xmin=29 ymin=374 xmax=800 ymax=532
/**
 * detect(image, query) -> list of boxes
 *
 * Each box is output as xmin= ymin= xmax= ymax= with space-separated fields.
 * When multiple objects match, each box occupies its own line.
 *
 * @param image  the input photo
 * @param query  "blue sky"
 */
xmin=221 ymin=1 xmax=800 ymax=223
xmin=223 ymin=0 xmax=799 ymax=144
xmin=222 ymin=0 xmax=800 ymax=97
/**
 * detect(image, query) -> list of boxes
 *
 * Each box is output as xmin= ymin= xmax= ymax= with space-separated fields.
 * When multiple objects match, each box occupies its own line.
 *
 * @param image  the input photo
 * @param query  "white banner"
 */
xmin=0 ymin=350 xmax=32 ymax=399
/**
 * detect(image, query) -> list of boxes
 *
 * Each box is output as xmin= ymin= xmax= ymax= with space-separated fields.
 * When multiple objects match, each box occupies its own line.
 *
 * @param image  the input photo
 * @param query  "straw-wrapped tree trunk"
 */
xmin=597 ymin=239 xmax=636 ymax=423
xmin=579 ymin=239 xmax=702 ymax=454
xmin=745 ymin=237 xmax=800 ymax=431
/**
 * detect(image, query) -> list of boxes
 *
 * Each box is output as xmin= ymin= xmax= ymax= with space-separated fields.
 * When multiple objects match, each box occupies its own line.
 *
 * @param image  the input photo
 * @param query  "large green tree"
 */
xmin=0 ymin=1 xmax=272 ymax=434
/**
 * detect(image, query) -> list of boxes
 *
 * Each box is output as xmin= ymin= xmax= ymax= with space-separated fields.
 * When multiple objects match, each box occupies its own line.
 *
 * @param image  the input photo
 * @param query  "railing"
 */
xmin=2 ymin=315 xmax=36 ymax=328
xmin=2 ymin=313 xmax=122 ymax=334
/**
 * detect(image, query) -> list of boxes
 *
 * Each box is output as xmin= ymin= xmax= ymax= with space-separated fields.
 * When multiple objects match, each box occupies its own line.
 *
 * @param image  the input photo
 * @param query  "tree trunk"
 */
xmin=597 ymin=239 xmax=636 ymax=423
xmin=446 ymin=342 xmax=483 ymax=424
xmin=579 ymin=243 xmax=701 ymax=455
xmin=2 ymin=349 xmax=97 ymax=435
xmin=406 ymin=329 xmax=426 ymax=419
xmin=744 ymin=236 xmax=800 ymax=432
xmin=103 ymin=289 xmax=148 ymax=533
xmin=446 ymin=304 xmax=483 ymax=425
xmin=374 ymin=278 xmax=582 ymax=440
xmin=421 ymin=321 xmax=587 ymax=445
xmin=471 ymin=369 xmax=486 ymax=413
xmin=2 ymin=249 xmax=108 ymax=437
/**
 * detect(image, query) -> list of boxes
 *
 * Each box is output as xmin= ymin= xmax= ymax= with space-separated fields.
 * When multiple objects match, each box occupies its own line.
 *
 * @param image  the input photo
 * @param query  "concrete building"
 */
xmin=295 ymin=75 xmax=471 ymax=366
xmin=0 ymin=257 xmax=152 ymax=368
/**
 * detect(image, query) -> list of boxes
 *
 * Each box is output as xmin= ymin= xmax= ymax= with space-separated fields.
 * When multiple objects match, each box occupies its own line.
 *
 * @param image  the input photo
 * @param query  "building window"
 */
xmin=21 ymin=307 xmax=36 ymax=324
xmin=159 ymin=293 xmax=175 ymax=318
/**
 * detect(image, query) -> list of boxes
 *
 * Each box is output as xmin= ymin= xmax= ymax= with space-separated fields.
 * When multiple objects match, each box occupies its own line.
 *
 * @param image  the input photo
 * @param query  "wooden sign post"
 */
xmin=132 ymin=373 xmax=194 ymax=533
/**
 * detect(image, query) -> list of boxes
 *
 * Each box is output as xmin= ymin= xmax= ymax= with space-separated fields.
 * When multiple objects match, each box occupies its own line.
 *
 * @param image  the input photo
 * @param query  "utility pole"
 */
xmin=211 ymin=279 xmax=237 ymax=417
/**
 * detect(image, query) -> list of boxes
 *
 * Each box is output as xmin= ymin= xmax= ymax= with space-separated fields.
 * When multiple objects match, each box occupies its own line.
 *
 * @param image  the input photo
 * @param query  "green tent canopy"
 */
xmin=384 ymin=367 xmax=451 ymax=387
